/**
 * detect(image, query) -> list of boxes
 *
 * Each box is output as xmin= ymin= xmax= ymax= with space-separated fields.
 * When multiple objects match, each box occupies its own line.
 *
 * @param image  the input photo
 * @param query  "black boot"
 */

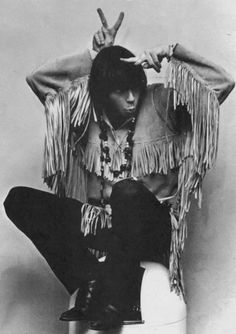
xmin=60 ymin=279 xmax=98 ymax=321
xmin=89 ymin=304 xmax=123 ymax=331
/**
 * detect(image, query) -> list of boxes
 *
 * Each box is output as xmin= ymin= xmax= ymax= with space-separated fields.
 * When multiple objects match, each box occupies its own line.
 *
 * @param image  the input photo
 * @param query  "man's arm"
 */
xmin=26 ymin=8 xmax=124 ymax=105
xmin=29 ymin=9 xmax=124 ymax=198
xmin=122 ymin=43 xmax=235 ymax=105
xmin=26 ymin=49 xmax=94 ymax=104
xmin=172 ymin=43 xmax=235 ymax=104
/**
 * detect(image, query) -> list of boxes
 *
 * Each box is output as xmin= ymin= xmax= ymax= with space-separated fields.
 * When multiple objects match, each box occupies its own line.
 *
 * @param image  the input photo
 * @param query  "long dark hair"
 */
xmin=89 ymin=45 xmax=147 ymax=114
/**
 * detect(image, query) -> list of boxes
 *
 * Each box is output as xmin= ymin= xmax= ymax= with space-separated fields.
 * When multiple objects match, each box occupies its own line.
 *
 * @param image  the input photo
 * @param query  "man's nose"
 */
xmin=126 ymin=90 xmax=135 ymax=103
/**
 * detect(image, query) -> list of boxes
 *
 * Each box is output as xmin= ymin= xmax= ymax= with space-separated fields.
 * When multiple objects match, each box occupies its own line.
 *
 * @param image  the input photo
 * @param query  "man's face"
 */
xmin=106 ymin=88 xmax=141 ymax=125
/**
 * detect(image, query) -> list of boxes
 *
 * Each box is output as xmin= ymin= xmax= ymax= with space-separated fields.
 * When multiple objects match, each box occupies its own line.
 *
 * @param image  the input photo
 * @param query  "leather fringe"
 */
xmin=88 ymin=248 xmax=107 ymax=259
xmin=83 ymin=134 xmax=186 ymax=180
xmin=43 ymin=76 xmax=93 ymax=200
xmin=83 ymin=142 xmax=130 ymax=181
xmin=65 ymin=144 xmax=87 ymax=202
xmin=132 ymin=135 xmax=184 ymax=177
xmin=166 ymin=59 xmax=220 ymax=296
xmin=81 ymin=203 xmax=112 ymax=236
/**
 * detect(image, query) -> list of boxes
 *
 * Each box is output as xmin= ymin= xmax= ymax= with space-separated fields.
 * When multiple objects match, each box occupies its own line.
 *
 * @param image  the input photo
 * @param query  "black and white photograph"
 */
xmin=0 ymin=1 xmax=236 ymax=333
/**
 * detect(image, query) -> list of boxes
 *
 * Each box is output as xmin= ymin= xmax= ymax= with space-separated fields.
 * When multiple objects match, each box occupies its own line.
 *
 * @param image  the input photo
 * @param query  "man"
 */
xmin=4 ymin=8 xmax=234 ymax=331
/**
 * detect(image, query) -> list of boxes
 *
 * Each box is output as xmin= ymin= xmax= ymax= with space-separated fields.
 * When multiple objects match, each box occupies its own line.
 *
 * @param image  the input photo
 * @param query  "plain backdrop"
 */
xmin=0 ymin=0 xmax=236 ymax=333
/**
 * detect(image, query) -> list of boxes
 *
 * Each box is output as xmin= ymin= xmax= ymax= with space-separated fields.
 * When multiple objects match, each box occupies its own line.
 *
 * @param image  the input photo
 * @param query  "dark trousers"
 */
xmin=4 ymin=180 xmax=171 ymax=308
xmin=102 ymin=180 xmax=171 ymax=309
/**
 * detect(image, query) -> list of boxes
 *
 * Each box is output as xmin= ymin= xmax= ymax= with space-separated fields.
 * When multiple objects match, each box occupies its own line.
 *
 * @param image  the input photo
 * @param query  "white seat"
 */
xmin=68 ymin=262 xmax=186 ymax=334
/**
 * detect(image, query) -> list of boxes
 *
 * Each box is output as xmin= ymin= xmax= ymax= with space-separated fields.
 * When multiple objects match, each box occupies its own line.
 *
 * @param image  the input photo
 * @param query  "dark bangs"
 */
xmin=89 ymin=45 xmax=147 ymax=113
xmin=106 ymin=61 xmax=145 ymax=92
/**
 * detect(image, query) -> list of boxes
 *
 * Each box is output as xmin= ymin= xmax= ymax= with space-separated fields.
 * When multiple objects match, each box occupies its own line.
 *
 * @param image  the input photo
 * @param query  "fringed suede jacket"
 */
xmin=26 ymin=44 xmax=235 ymax=296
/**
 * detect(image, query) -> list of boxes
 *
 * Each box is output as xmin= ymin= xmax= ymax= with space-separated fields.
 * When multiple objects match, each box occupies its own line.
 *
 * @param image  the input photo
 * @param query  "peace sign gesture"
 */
xmin=92 ymin=8 xmax=124 ymax=52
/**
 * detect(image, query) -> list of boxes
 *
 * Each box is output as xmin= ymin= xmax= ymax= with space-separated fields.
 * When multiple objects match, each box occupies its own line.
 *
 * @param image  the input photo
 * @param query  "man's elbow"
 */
xmin=228 ymin=77 xmax=235 ymax=93
xmin=25 ymin=70 xmax=39 ymax=91
xmin=26 ymin=73 xmax=33 ymax=88
xmin=225 ymin=72 xmax=235 ymax=93
xmin=218 ymin=76 xmax=235 ymax=104
xmin=25 ymin=72 xmax=45 ymax=105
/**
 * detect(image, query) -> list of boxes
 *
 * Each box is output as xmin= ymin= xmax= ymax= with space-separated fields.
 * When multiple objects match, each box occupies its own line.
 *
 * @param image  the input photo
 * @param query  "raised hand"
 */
xmin=92 ymin=8 xmax=124 ymax=52
xmin=121 ymin=45 xmax=170 ymax=73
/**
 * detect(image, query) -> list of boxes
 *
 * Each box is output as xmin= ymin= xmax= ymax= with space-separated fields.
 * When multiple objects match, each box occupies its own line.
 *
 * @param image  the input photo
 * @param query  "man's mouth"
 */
xmin=126 ymin=107 xmax=135 ymax=112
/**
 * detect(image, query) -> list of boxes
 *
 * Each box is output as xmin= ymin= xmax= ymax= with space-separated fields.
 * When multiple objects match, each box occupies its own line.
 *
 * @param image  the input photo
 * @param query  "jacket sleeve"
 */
xmin=163 ymin=44 xmax=235 ymax=176
xmin=26 ymin=49 xmax=95 ymax=104
xmin=29 ymin=49 xmax=97 ymax=200
xmin=172 ymin=43 xmax=235 ymax=104
xmin=158 ymin=46 xmax=234 ymax=294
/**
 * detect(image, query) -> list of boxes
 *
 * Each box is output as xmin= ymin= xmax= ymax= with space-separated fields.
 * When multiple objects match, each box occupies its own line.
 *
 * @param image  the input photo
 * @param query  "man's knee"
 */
xmin=4 ymin=186 xmax=28 ymax=219
xmin=111 ymin=179 xmax=141 ymax=200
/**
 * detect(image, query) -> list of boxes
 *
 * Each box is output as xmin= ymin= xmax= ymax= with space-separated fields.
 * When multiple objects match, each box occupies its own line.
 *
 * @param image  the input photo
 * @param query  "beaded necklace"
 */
xmin=99 ymin=115 xmax=136 ymax=207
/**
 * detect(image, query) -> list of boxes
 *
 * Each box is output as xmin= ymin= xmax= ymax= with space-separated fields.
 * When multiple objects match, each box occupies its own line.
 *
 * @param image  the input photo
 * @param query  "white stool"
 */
xmin=68 ymin=262 xmax=186 ymax=334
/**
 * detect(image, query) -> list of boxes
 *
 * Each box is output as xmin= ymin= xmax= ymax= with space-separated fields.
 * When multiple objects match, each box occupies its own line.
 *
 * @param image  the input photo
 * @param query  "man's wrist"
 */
xmin=166 ymin=43 xmax=178 ymax=61
xmin=166 ymin=44 xmax=174 ymax=62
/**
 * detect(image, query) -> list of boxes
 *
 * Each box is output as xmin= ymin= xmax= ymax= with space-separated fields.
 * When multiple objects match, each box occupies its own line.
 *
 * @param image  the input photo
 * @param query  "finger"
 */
xmin=144 ymin=51 xmax=161 ymax=71
xmin=151 ymin=62 xmax=161 ymax=72
xmin=149 ymin=51 xmax=159 ymax=64
xmin=135 ymin=58 xmax=145 ymax=65
xmin=101 ymin=25 xmax=110 ymax=36
xmin=94 ymin=34 xmax=100 ymax=45
xmin=142 ymin=62 xmax=149 ymax=69
xmin=151 ymin=51 xmax=164 ymax=64
xmin=112 ymin=12 xmax=125 ymax=32
xmin=142 ymin=61 xmax=161 ymax=72
xmin=154 ymin=65 xmax=161 ymax=73
xmin=97 ymin=29 xmax=105 ymax=44
xmin=95 ymin=33 xmax=104 ymax=46
xmin=144 ymin=51 xmax=155 ymax=67
xmin=134 ymin=52 xmax=148 ymax=65
xmin=130 ymin=52 xmax=150 ymax=66
xmin=97 ymin=8 xmax=108 ymax=28
xmin=149 ymin=51 xmax=162 ymax=70
xmin=120 ymin=57 xmax=138 ymax=63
